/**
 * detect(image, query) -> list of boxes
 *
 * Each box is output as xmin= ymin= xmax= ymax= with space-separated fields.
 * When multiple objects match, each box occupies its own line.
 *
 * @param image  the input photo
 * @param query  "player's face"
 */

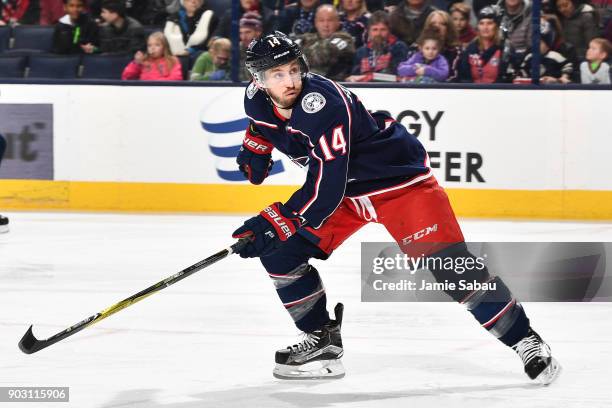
xmin=263 ymin=61 xmax=303 ymax=108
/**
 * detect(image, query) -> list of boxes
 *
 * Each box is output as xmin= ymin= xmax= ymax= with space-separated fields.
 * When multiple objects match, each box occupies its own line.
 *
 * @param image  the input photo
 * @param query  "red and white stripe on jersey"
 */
xmin=246 ymin=115 xmax=278 ymax=130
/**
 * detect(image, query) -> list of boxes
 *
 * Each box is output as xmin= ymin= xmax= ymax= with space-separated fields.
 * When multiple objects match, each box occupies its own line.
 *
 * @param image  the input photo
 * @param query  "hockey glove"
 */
xmin=236 ymin=124 xmax=274 ymax=185
xmin=232 ymin=202 xmax=302 ymax=258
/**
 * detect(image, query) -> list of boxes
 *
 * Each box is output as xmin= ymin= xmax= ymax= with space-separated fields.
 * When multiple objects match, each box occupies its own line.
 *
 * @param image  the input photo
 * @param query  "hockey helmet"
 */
xmin=245 ymin=31 xmax=309 ymax=86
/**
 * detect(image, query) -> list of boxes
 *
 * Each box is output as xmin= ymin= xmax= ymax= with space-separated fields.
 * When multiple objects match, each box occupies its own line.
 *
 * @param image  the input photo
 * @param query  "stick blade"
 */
xmin=18 ymin=325 xmax=43 ymax=354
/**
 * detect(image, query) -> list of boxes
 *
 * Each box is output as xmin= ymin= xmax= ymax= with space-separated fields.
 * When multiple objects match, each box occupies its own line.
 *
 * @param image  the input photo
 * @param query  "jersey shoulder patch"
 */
xmin=246 ymin=81 xmax=259 ymax=99
xmin=301 ymin=92 xmax=326 ymax=114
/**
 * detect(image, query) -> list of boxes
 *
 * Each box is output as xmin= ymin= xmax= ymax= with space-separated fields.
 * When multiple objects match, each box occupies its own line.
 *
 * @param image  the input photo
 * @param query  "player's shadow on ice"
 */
xmin=100 ymin=382 xmax=539 ymax=408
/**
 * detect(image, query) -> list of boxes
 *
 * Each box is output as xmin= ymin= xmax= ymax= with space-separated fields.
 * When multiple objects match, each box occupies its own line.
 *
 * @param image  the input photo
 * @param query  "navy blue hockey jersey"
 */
xmin=243 ymin=73 xmax=430 ymax=229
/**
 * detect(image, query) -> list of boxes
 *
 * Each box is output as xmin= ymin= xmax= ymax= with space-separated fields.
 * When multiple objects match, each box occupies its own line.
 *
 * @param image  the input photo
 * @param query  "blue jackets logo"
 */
xmin=200 ymin=103 xmax=285 ymax=182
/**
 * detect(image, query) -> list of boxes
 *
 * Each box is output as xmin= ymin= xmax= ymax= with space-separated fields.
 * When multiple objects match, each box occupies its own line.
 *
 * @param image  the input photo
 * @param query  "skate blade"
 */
xmin=536 ymin=357 xmax=562 ymax=385
xmin=0 ymin=225 xmax=8 ymax=234
xmin=273 ymin=359 xmax=345 ymax=380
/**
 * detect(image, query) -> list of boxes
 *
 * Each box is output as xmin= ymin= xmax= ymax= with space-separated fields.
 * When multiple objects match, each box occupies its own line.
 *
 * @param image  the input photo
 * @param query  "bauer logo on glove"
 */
xmin=232 ymin=202 xmax=302 ymax=258
xmin=236 ymin=122 xmax=275 ymax=185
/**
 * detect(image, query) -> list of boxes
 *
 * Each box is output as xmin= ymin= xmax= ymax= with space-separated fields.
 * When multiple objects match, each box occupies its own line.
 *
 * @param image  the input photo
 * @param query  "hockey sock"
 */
xmin=426 ymin=243 xmax=530 ymax=347
xmin=462 ymin=276 xmax=530 ymax=346
xmin=268 ymin=263 xmax=330 ymax=332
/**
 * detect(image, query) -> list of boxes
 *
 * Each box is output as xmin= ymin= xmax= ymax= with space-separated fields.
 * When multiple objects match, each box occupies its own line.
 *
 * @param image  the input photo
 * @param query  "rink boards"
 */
xmin=0 ymin=83 xmax=611 ymax=219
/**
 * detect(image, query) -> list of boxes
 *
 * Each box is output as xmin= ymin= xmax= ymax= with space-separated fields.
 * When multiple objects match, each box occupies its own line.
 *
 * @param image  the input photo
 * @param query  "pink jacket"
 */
xmin=122 ymin=58 xmax=183 ymax=81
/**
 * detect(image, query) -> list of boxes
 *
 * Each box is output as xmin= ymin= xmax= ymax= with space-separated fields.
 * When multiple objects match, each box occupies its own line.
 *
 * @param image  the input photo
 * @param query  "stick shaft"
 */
xmin=19 ymin=239 xmax=246 ymax=354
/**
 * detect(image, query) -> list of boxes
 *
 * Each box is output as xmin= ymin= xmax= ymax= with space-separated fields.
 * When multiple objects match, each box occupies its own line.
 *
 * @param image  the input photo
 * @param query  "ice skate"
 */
xmin=513 ymin=327 xmax=561 ymax=385
xmin=273 ymin=303 xmax=345 ymax=380
xmin=0 ymin=215 xmax=8 ymax=234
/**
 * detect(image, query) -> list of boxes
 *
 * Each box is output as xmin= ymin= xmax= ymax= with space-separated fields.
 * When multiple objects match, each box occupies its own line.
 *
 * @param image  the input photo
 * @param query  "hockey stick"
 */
xmin=18 ymin=238 xmax=249 ymax=354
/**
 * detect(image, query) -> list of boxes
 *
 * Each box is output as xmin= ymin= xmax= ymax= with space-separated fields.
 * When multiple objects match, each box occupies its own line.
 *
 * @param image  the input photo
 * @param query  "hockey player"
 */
xmin=232 ymin=32 xmax=561 ymax=384
xmin=0 ymin=133 xmax=8 ymax=233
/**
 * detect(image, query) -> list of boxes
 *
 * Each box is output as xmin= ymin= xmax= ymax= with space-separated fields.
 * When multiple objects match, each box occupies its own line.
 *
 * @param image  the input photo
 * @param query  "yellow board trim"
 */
xmin=1 ymin=180 xmax=612 ymax=220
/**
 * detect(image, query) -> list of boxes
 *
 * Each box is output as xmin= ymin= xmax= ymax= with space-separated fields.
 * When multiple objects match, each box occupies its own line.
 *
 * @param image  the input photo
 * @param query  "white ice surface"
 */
xmin=1 ymin=212 xmax=611 ymax=408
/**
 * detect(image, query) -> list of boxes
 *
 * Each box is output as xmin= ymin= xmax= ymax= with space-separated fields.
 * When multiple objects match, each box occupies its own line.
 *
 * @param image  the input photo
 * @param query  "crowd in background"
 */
xmin=1 ymin=0 xmax=610 ymax=83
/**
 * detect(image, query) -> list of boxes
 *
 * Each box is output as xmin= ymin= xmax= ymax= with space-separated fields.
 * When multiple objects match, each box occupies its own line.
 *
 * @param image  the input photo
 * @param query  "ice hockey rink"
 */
xmin=1 ymin=211 xmax=611 ymax=408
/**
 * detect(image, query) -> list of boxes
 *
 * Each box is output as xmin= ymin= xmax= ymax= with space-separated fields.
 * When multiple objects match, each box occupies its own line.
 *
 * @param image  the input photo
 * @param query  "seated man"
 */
xmin=347 ymin=10 xmax=408 ymax=81
xmin=238 ymin=11 xmax=263 ymax=81
xmin=98 ymin=0 xmax=146 ymax=54
xmin=297 ymin=4 xmax=355 ymax=81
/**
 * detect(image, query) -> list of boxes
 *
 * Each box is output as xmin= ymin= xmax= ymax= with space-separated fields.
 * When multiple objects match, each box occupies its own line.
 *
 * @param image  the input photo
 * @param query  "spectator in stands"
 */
xmin=451 ymin=2 xmax=476 ymax=48
xmin=501 ymin=0 xmax=532 ymax=55
xmin=340 ymin=0 xmax=370 ymax=49
xmin=275 ymin=0 xmax=319 ymax=36
xmin=518 ymin=19 xmax=572 ymax=83
xmin=389 ymin=0 xmax=437 ymax=46
xmin=297 ymin=4 xmax=355 ymax=80
xmin=238 ymin=11 xmax=262 ymax=81
xmin=125 ymin=0 xmax=167 ymax=26
xmin=580 ymin=37 xmax=611 ymax=84
xmin=122 ymin=31 xmax=183 ymax=79
xmin=347 ymin=10 xmax=408 ymax=81
xmin=422 ymin=10 xmax=461 ymax=80
xmin=457 ymin=6 xmax=514 ymax=83
xmin=52 ymin=0 xmax=99 ymax=54
xmin=545 ymin=13 xmax=579 ymax=81
xmin=40 ymin=0 xmax=66 ymax=25
xmin=554 ymin=0 xmax=598 ymax=59
xmin=99 ymin=0 xmax=146 ymax=54
xmin=213 ymin=0 xmax=260 ymax=39
xmin=190 ymin=36 xmax=231 ymax=80
xmin=165 ymin=0 xmax=217 ymax=56
xmin=0 ymin=0 xmax=30 ymax=25
xmin=398 ymin=28 xmax=449 ymax=82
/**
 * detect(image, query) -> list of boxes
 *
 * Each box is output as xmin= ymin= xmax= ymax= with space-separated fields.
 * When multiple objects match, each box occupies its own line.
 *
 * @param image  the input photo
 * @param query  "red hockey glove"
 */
xmin=236 ymin=124 xmax=274 ymax=185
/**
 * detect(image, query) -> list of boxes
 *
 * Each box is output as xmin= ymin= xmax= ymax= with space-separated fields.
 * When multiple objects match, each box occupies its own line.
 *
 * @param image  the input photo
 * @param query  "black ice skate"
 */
xmin=512 ymin=327 xmax=561 ymax=385
xmin=0 ymin=215 xmax=8 ymax=234
xmin=273 ymin=303 xmax=345 ymax=380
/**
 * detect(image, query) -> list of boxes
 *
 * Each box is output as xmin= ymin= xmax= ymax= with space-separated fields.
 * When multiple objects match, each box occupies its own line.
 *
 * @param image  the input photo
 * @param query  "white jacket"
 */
xmin=164 ymin=9 xmax=215 ymax=55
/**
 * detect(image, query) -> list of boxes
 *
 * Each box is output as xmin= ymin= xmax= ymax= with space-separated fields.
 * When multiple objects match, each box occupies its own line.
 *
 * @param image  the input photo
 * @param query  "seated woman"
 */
xmin=457 ymin=6 xmax=516 ymax=83
xmin=164 ymin=0 xmax=218 ymax=56
xmin=122 ymin=31 xmax=183 ymax=80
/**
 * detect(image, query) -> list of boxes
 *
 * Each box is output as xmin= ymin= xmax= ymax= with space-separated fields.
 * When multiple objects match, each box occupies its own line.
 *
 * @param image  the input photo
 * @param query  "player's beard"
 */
xmin=267 ymin=83 xmax=302 ymax=109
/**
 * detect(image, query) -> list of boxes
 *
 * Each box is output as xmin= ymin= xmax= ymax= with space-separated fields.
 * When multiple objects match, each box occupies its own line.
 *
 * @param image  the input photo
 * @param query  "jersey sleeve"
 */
xmin=285 ymin=86 xmax=353 ymax=228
